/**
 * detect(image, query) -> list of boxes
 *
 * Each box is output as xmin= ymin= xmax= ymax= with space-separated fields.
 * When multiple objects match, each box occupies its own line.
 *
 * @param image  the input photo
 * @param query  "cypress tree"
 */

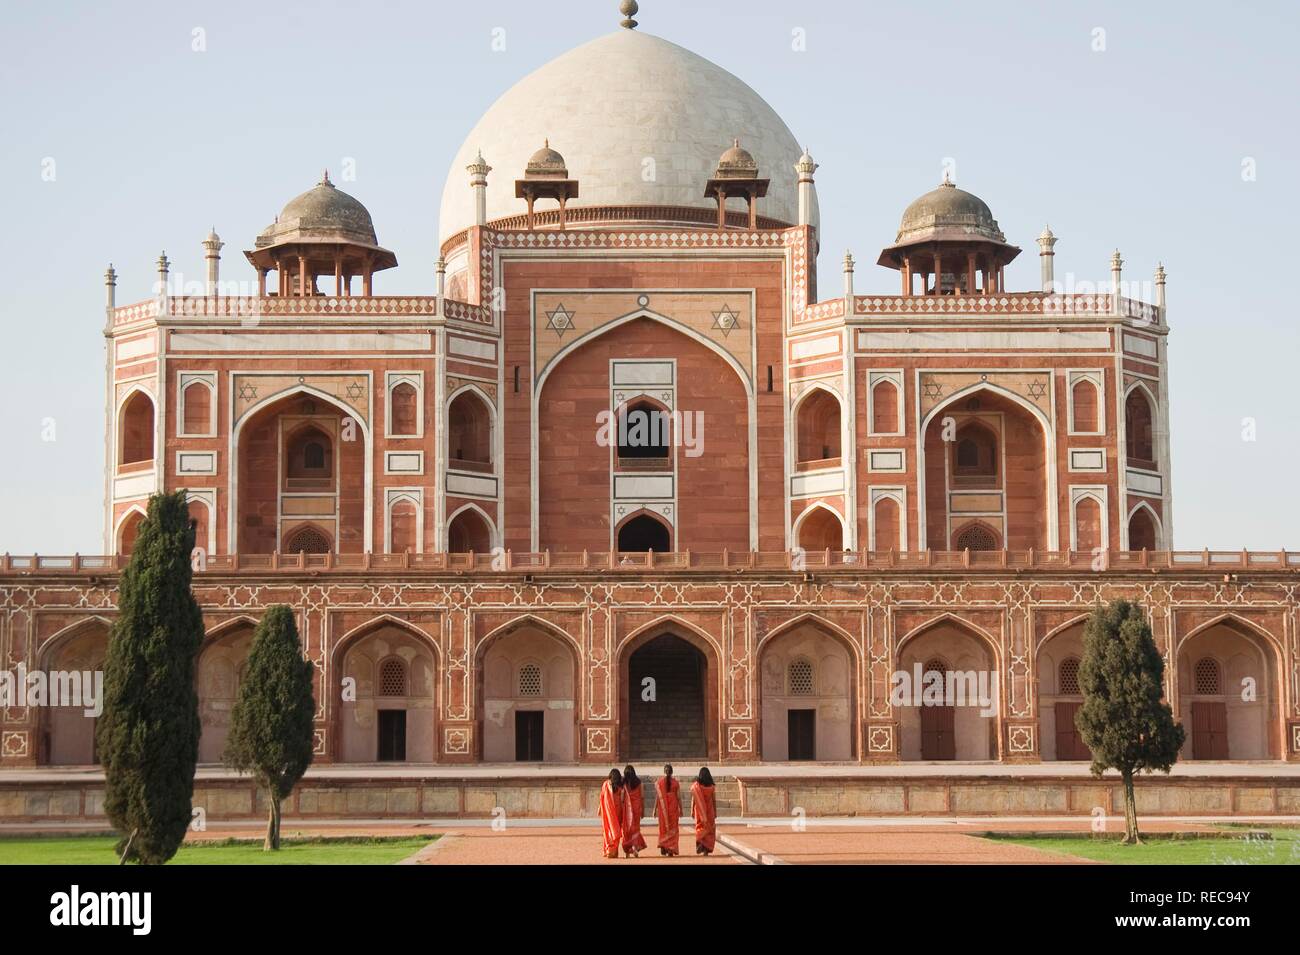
xmin=1076 ymin=599 xmax=1185 ymax=844
xmin=223 ymin=604 xmax=316 ymax=850
xmin=96 ymin=491 xmax=204 ymax=864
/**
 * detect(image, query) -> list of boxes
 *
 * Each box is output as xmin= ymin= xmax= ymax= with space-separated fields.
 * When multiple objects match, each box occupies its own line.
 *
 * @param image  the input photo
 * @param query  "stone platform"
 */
xmin=2 ymin=762 xmax=1296 ymax=824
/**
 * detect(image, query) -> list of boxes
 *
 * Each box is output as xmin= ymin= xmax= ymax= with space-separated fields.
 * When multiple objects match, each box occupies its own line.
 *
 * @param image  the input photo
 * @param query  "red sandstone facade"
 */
xmin=2 ymin=18 xmax=1296 ymax=774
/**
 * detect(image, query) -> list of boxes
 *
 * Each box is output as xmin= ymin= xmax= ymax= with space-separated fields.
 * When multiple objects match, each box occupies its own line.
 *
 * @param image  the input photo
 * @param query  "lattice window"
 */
xmin=379 ymin=658 xmax=407 ymax=697
xmin=954 ymin=523 xmax=998 ymax=552
xmin=787 ymin=659 xmax=814 ymax=696
xmin=518 ymin=663 xmax=542 ymax=697
xmin=923 ymin=658 xmax=947 ymax=676
xmin=284 ymin=525 xmax=330 ymax=554
xmin=1194 ymin=658 xmax=1221 ymax=695
xmin=1058 ymin=658 xmax=1081 ymax=696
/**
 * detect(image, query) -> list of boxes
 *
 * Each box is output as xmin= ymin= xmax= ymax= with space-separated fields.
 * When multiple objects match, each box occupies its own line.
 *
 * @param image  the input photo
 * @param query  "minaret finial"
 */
xmin=619 ymin=0 xmax=639 ymax=29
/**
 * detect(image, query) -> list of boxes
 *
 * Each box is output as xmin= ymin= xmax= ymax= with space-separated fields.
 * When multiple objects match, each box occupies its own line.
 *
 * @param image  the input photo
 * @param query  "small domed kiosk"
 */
xmin=245 ymin=173 xmax=397 ymax=297
xmin=877 ymin=176 xmax=1020 ymax=295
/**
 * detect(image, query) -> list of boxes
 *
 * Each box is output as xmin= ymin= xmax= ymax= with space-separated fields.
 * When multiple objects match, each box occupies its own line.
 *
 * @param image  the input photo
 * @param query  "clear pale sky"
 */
xmin=0 ymin=0 xmax=1296 ymax=552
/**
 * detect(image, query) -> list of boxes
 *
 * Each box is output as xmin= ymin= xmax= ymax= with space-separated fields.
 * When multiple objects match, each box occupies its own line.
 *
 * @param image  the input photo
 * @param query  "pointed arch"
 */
xmin=1037 ymin=612 xmax=1093 ymax=649
xmin=918 ymin=381 xmax=1058 ymax=550
xmin=792 ymin=501 xmax=847 ymax=551
xmin=535 ymin=308 xmax=753 ymax=398
xmin=477 ymin=613 xmax=583 ymax=664
xmin=757 ymin=612 xmax=860 ymax=761
xmin=620 ymin=612 xmax=724 ymax=662
xmin=1126 ymin=500 xmax=1163 ymax=551
xmin=1177 ymin=612 xmax=1283 ymax=657
xmin=1070 ymin=490 xmax=1107 ymax=552
xmin=896 ymin=612 xmax=1002 ymax=761
xmin=615 ymin=508 xmax=672 ymax=552
xmin=897 ymin=612 xmax=1002 ymax=666
xmin=447 ymin=384 xmax=495 ymax=471
xmin=618 ymin=614 xmax=722 ymax=761
xmin=756 ymin=611 xmax=859 ymax=658
xmin=475 ymin=614 xmax=580 ymax=762
xmin=793 ymin=383 xmax=844 ymax=469
xmin=1124 ymin=381 xmax=1158 ymax=466
xmin=203 ymin=614 xmax=262 ymax=642
xmin=445 ymin=501 xmax=497 ymax=552
xmin=116 ymin=385 xmax=156 ymax=467
xmin=180 ymin=377 xmax=215 ymax=436
xmin=1175 ymin=612 xmax=1281 ymax=760
xmin=114 ymin=505 xmax=148 ymax=556
xmin=36 ymin=614 xmax=115 ymax=662
xmin=229 ymin=383 xmax=372 ymax=554
xmin=332 ymin=614 xmax=440 ymax=764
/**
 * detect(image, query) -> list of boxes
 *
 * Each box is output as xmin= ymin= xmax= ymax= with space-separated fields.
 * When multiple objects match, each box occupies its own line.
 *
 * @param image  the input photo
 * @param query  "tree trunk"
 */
xmin=1121 ymin=769 xmax=1141 ymax=845
xmin=265 ymin=795 xmax=281 ymax=851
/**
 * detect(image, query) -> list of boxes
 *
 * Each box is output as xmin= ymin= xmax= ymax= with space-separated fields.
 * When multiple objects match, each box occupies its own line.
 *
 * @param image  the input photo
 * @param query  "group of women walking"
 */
xmin=598 ymin=765 xmax=717 ymax=859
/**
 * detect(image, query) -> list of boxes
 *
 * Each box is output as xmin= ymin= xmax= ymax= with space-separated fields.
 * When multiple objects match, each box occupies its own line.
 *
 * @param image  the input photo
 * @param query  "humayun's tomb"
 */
xmin=1 ymin=5 xmax=1297 ymax=821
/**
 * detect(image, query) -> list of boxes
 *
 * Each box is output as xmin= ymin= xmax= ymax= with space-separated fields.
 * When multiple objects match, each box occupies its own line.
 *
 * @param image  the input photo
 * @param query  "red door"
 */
xmin=1192 ymin=702 xmax=1229 ymax=759
xmin=1054 ymin=701 xmax=1089 ymax=760
xmin=921 ymin=704 xmax=956 ymax=760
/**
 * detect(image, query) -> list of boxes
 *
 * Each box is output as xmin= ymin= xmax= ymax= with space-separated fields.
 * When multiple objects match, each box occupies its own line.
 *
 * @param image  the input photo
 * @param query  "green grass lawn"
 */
xmin=0 ymin=834 xmax=435 ymax=865
xmin=988 ymin=828 xmax=1300 ymax=865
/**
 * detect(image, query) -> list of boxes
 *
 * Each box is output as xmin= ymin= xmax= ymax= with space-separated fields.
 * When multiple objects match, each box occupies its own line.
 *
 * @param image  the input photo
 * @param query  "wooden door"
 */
xmin=1192 ymin=702 xmax=1229 ymax=759
xmin=921 ymin=703 xmax=956 ymax=760
xmin=515 ymin=711 xmax=544 ymax=761
xmin=787 ymin=709 xmax=816 ymax=761
xmin=1054 ymin=701 xmax=1089 ymax=760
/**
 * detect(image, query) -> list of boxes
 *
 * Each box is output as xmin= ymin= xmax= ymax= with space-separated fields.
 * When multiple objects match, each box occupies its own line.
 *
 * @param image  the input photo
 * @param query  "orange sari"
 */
xmin=598 ymin=780 xmax=623 ymax=859
xmin=690 ymin=781 xmax=716 ymax=853
xmin=622 ymin=782 xmax=648 ymax=854
xmin=655 ymin=776 xmax=681 ymax=855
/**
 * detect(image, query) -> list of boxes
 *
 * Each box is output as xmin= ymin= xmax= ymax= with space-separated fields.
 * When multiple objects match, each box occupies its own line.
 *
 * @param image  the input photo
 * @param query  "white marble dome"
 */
xmin=438 ymin=28 xmax=811 ymax=243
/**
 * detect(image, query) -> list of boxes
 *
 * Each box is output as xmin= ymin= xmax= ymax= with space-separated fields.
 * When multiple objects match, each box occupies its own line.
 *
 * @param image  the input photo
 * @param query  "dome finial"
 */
xmin=941 ymin=169 xmax=953 ymax=187
xmin=321 ymin=168 xmax=332 ymax=186
xmin=619 ymin=0 xmax=639 ymax=29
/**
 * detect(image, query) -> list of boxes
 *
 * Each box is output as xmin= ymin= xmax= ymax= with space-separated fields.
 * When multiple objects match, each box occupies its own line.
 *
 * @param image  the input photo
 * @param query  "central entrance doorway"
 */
xmin=627 ymin=634 xmax=707 ymax=759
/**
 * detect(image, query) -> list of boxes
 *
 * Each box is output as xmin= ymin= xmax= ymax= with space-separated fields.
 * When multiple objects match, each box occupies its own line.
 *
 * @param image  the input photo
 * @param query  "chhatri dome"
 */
xmin=438 ymin=6 xmax=811 ymax=242
xmin=893 ymin=176 xmax=1007 ymax=246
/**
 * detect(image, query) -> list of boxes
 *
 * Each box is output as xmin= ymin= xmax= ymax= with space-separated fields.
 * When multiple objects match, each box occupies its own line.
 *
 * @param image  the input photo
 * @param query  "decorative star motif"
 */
xmin=545 ymin=303 xmax=575 ymax=338
xmin=922 ymin=381 xmax=944 ymax=400
xmin=1027 ymin=380 xmax=1047 ymax=400
xmin=345 ymin=381 xmax=365 ymax=401
xmin=711 ymin=304 xmax=741 ymax=337
xmin=237 ymin=383 xmax=258 ymax=401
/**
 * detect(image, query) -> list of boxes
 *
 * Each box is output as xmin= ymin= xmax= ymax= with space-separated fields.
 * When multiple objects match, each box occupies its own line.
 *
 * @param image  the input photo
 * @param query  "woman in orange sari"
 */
xmin=598 ymin=769 xmax=624 ymax=859
xmin=621 ymin=765 xmax=648 ymax=858
xmin=691 ymin=767 xmax=717 ymax=856
xmin=654 ymin=763 xmax=681 ymax=856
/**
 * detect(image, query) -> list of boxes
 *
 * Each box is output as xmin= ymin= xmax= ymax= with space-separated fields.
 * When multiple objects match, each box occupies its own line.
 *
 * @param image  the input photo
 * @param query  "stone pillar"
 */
xmin=202 ymin=229 xmax=223 ymax=296
xmin=104 ymin=264 xmax=117 ymax=310
xmin=1155 ymin=262 xmax=1166 ymax=310
xmin=842 ymin=250 xmax=855 ymax=299
xmin=155 ymin=251 xmax=170 ymax=298
xmin=1110 ymin=249 xmax=1123 ymax=299
xmin=467 ymin=151 xmax=491 ymax=227
xmin=1036 ymin=225 xmax=1057 ymax=292
xmin=794 ymin=148 xmax=818 ymax=227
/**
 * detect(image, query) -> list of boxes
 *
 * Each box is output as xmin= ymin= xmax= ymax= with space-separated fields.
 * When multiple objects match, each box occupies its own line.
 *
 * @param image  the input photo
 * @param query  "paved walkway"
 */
xmin=169 ymin=818 xmax=1243 ymax=865
xmin=399 ymin=827 xmax=740 ymax=865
